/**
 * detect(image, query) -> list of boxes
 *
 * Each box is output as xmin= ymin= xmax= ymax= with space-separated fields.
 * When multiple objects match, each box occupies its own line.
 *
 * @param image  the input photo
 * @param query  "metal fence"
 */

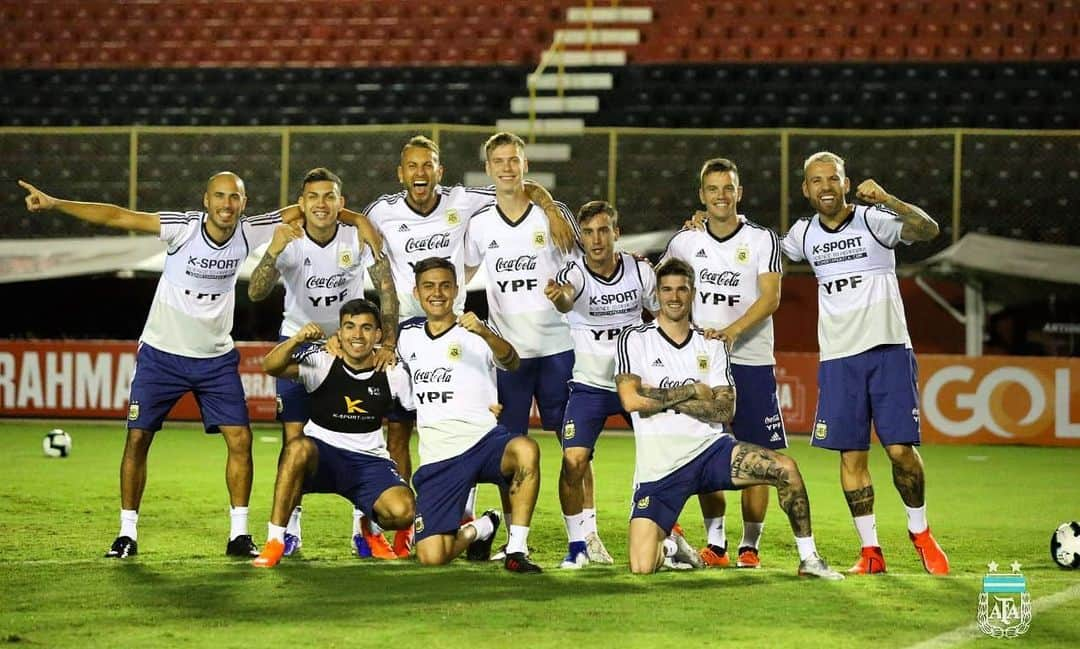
xmin=3 ymin=124 xmax=1077 ymax=262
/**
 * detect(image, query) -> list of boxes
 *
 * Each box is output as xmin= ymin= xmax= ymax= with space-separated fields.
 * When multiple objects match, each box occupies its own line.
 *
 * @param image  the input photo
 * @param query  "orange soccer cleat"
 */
xmin=736 ymin=546 xmax=761 ymax=569
xmin=354 ymin=517 xmax=397 ymax=560
xmin=910 ymin=528 xmax=950 ymax=575
xmin=252 ymin=538 xmax=285 ymax=568
xmin=848 ymin=545 xmax=887 ymax=574
xmin=698 ymin=544 xmax=731 ymax=568
xmin=392 ymin=526 xmax=414 ymax=559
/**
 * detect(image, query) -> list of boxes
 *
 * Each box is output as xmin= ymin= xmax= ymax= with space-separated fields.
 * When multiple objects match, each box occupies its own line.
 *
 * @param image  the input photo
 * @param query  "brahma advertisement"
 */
xmin=0 ymin=341 xmax=1076 ymax=447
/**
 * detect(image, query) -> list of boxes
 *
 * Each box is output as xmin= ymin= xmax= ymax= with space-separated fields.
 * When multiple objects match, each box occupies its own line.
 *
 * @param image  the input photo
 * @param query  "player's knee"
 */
xmin=508 ymin=435 xmax=540 ymax=466
xmin=885 ymin=443 xmax=918 ymax=466
xmin=628 ymin=555 xmax=660 ymax=575
xmin=415 ymin=541 xmax=450 ymax=566
xmin=376 ymin=495 xmax=415 ymax=529
xmin=124 ymin=428 xmax=155 ymax=454
xmin=776 ymin=455 xmax=804 ymax=487
xmin=281 ymin=437 xmax=313 ymax=465
xmin=560 ymin=452 xmax=589 ymax=481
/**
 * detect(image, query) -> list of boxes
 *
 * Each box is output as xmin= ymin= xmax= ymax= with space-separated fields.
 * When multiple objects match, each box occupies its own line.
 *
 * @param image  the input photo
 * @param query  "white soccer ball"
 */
xmin=1050 ymin=521 xmax=1080 ymax=569
xmin=42 ymin=428 xmax=72 ymax=458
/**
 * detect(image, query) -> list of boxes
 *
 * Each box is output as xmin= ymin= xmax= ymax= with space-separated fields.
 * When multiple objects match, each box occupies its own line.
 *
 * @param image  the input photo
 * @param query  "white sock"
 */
xmin=464 ymin=487 xmax=478 ymax=520
xmin=740 ymin=521 xmax=764 ymax=549
xmin=286 ymin=506 xmax=302 ymax=537
xmin=267 ymin=523 xmax=286 ymax=543
xmin=368 ymin=517 xmax=383 ymax=535
xmin=853 ymin=514 xmax=879 ymax=547
xmin=905 ymin=505 xmax=928 ymax=534
xmin=663 ymin=537 xmax=678 ymax=557
xmin=229 ymin=506 xmax=249 ymax=540
xmin=352 ymin=509 xmax=363 ymax=536
xmin=465 ymin=514 xmax=495 ymax=541
xmin=564 ymin=513 xmax=587 ymax=543
xmin=507 ymin=525 xmax=530 ymax=554
xmin=704 ymin=516 xmax=726 ymax=549
xmin=794 ymin=535 xmax=818 ymax=561
xmin=119 ymin=509 xmax=138 ymax=540
xmin=582 ymin=508 xmax=598 ymax=536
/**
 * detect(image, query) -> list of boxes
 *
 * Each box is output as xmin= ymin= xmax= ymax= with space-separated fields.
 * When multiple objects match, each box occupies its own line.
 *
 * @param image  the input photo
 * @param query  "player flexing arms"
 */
xmin=365 ymin=136 xmax=571 ymax=554
xmin=616 ymin=259 xmax=842 ymax=579
xmin=661 ymin=158 xmax=784 ymax=569
xmin=545 ymin=201 xmax=657 ymax=568
xmin=782 ymin=151 xmax=948 ymax=575
xmin=253 ymin=299 xmax=414 ymax=567
xmin=20 ymin=173 xmax=293 ymax=559
xmin=248 ymin=168 xmax=399 ymax=559
xmin=399 ymin=257 xmax=543 ymax=573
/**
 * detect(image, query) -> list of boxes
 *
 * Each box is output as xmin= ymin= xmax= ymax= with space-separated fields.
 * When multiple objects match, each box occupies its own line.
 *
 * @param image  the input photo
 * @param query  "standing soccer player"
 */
xmin=19 ymin=174 xmax=291 ymax=559
xmin=615 ymin=259 xmax=842 ymax=579
xmin=248 ymin=167 xmax=399 ymax=559
xmin=252 ymin=299 xmax=415 ymax=568
xmin=364 ymin=135 xmax=571 ymax=554
xmin=661 ymin=158 xmax=784 ymax=569
xmin=545 ymin=200 xmax=657 ymax=568
xmin=782 ymin=151 xmax=949 ymax=575
xmin=399 ymin=257 xmax=543 ymax=573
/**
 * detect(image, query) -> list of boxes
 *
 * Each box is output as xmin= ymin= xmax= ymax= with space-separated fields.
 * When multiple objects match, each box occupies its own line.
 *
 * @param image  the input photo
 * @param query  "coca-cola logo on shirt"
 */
xmin=658 ymin=376 xmax=696 ymax=388
xmin=698 ymin=269 xmax=741 ymax=287
xmin=305 ymin=273 xmax=349 ymax=289
xmin=494 ymin=255 xmax=537 ymax=272
xmin=413 ymin=367 xmax=453 ymax=383
xmin=404 ymin=233 xmax=451 ymax=254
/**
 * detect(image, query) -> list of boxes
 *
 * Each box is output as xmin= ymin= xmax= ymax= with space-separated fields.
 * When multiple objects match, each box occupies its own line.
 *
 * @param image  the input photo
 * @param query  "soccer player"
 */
xmin=615 ymin=258 xmax=842 ymax=578
xmin=661 ymin=158 xmax=784 ymax=569
xmin=364 ymin=135 xmax=572 ymax=553
xmin=252 ymin=299 xmax=415 ymax=568
xmin=248 ymin=167 xmax=399 ymax=559
xmin=399 ymin=257 xmax=542 ymax=573
xmin=782 ymin=151 xmax=949 ymax=575
xmin=545 ymin=200 xmax=657 ymax=568
xmin=19 ymin=173 xmax=292 ymax=559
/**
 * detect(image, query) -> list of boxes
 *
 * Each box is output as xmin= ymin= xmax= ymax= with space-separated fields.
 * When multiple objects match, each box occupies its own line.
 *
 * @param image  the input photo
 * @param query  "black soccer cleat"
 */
xmin=104 ymin=535 xmax=138 ymax=559
xmin=465 ymin=509 xmax=501 ymax=561
xmin=503 ymin=551 xmax=543 ymax=574
xmin=225 ymin=534 xmax=259 ymax=557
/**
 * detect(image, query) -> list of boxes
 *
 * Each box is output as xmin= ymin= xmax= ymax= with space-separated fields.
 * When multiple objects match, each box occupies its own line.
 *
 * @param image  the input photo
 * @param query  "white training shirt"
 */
xmin=396 ymin=320 xmax=511 ymax=467
xmin=782 ymin=204 xmax=912 ymax=361
xmin=141 ymin=209 xmax=281 ymax=358
xmin=555 ymin=252 xmax=658 ymax=390
xmin=464 ymin=202 xmax=574 ymax=358
xmin=276 ymin=224 xmax=374 ymax=337
xmin=661 ymin=217 xmax=782 ymax=366
xmin=364 ymin=185 xmax=495 ymax=321
xmin=616 ymin=322 xmax=733 ymax=484
xmin=296 ymin=348 xmax=410 ymax=457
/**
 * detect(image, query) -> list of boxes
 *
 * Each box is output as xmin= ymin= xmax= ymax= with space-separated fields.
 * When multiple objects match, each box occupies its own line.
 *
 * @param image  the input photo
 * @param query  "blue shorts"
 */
xmin=127 ymin=343 xmax=248 ymax=433
xmin=411 ymin=425 xmax=523 ymax=542
xmin=731 ymin=364 xmax=787 ymax=450
xmin=276 ymin=336 xmax=314 ymax=423
xmin=811 ymin=344 xmax=921 ymax=451
xmin=497 ymin=349 xmax=573 ymax=435
xmin=630 ymin=436 xmax=737 ymax=534
xmin=303 ymin=437 xmax=408 ymax=527
xmin=560 ymin=382 xmax=630 ymax=453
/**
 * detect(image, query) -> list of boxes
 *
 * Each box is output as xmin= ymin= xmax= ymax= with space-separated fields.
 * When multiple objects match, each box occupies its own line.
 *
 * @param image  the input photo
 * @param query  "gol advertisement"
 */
xmin=0 ymin=341 xmax=1076 ymax=447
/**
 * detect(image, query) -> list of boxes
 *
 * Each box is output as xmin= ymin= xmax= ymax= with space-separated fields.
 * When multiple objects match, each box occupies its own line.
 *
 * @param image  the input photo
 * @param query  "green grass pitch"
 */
xmin=2 ymin=420 xmax=1078 ymax=648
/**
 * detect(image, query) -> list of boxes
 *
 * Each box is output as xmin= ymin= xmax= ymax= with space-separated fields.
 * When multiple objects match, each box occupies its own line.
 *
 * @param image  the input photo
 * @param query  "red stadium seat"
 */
xmin=1032 ymin=37 xmax=1070 ymax=60
xmin=971 ymin=41 xmax=1003 ymax=60
xmin=1001 ymin=39 xmax=1032 ymax=59
xmin=844 ymin=40 xmax=874 ymax=61
xmin=907 ymin=40 xmax=937 ymax=61
xmin=716 ymin=41 xmax=748 ymax=61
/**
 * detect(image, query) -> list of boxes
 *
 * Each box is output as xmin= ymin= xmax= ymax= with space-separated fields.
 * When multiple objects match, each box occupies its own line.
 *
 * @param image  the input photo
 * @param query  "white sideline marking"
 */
xmin=259 ymin=436 xmax=278 ymax=443
xmin=904 ymin=582 xmax=1080 ymax=649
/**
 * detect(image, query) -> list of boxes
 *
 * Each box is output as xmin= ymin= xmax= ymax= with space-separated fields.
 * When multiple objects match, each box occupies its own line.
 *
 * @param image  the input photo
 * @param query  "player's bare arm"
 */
xmin=523 ymin=180 xmax=574 ymax=252
xmin=368 ymin=254 xmax=399 ymax=371
xmin=672 ymin=385 xmax=736 ymax=423
xmin=544 ymin=278 xmax=574 ymax=313
xmin=19 ymin=179 xmax=160 ymax=234
xmin=339 ymin=207 xmax=385 ymax=259
xmin=458 ymin=311 xmax=520 ymax=371
xmin=263 ymin=322 xmax=325 ymax=379
xmin=248 ymin=222 xmax=303 ymax=300
xmin=615 ymin=373 xmax=711 ymax=416
xmin=718 ymin=272 xmax=781 ymax=346
xmin=855 ymin=179 xmax=939 ymax=242
xmin=683 ymin=209 xmax=709 ymax=231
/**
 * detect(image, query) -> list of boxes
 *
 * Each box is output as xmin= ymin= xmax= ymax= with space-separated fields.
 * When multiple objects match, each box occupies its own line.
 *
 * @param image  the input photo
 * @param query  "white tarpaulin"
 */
xmin=909 ymin=232 xmax=1080 ymax=286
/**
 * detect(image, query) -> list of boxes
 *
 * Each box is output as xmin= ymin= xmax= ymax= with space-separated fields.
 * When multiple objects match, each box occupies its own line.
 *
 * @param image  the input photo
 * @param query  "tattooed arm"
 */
xmin=855 ymin=179 xmax=939 ymax=242
xmin=672 ymin=385 xmax=736 ymax=423
xmin=615 ymin=373 xmax=712 ymax=417
xmin=367 ymin=253 xmax=399 ymax=347
xmin=249 ymin=222 xmax=303 ymax=300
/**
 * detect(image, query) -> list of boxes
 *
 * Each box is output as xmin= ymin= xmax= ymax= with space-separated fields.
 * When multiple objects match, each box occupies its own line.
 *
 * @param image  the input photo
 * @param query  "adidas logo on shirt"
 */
xmin=695 ymin=249 xmax=708 ymax=258
xmin=488 ymin=240 xmax=499 ymax=249
xmin=769 ymin=432 xmax=782 ymax=442
xmin=398 ymin=224 xmax=410 ymax=232
xmin=651 ymin=358 xmax=664 ymax=367
xmin=303 ymin=258 xmax=312 ymax=266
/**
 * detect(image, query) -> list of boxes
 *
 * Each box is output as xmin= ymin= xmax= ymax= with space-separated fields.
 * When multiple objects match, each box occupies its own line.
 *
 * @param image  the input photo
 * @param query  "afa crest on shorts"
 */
xmin=563 ymin=420 xmax=576 ymax=440
xmin=414 ymin=515 xmax=425 ymax=534
xmin=128 ymin=402 xmax=139 ymax=421
xmin=636 ymin=496 xmax=649 ymax=509
xmin=977 ymin=561 xmax=1031 ymax=638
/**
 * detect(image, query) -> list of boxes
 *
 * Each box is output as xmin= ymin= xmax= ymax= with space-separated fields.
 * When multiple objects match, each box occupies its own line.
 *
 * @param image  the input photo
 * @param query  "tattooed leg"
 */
xmin=885 ymin=444 xmax=925 ymax=507
xmin=840 ymin=450 xmax=874 ymax=516
xmin=501 ymin=436 xmax=541 ymax=526
xmin=729 ymin=443 xmax=811 ymax=538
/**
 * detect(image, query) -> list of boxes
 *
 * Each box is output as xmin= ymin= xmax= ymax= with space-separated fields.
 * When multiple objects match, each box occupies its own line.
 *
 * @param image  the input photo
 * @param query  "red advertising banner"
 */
xmin=1 ymin=341 xmax=1077 ymax=446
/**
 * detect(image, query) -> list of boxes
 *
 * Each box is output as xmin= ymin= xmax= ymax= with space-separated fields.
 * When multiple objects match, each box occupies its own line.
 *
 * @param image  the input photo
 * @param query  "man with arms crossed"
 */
xmin=616 ymin=258 xmax=842 ymax=578
xmin=782 ymin=151 xmax=948 ymax=575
